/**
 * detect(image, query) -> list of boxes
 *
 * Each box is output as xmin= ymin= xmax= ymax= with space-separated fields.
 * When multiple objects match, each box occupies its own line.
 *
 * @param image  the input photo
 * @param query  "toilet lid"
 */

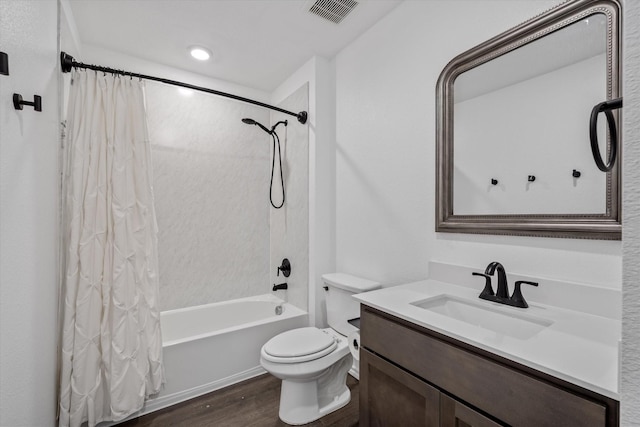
xmin=263 ymin=327 xmax=337 ymax=359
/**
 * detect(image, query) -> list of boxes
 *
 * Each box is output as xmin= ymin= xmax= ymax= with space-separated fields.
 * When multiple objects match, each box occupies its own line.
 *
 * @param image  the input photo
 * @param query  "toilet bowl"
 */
xmin=260 ymin=327 xmax=352 ymax=425
xmin=260 ymin=273 xmax=380 ymax=425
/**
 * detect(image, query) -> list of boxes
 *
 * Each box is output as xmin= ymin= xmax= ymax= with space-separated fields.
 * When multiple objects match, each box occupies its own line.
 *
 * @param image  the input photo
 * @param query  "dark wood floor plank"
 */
xmin=119 ymin=373 xmax=359 ymax=427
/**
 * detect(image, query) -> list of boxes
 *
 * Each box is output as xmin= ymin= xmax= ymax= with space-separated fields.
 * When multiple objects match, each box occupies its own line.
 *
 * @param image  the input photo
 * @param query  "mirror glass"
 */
xmin=436 ymin=1 xmax=621 ymax=239
xmin=453 ymin=14 xmax=607 ymax=215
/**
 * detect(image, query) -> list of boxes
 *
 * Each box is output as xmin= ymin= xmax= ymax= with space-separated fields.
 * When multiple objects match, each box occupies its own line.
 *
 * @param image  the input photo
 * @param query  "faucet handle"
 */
xmin=277 ymin=258 xmax=291 ymax=277
xmin=511 ymin=280 xmax=538 ymax=308
xmin=472 ymin=272 xmax=494 ymax=299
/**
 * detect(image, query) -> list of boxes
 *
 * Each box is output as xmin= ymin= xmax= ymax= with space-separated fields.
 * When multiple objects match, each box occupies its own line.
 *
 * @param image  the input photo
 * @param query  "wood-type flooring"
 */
xmin=118 ymin=373 xmax=359 ymax=427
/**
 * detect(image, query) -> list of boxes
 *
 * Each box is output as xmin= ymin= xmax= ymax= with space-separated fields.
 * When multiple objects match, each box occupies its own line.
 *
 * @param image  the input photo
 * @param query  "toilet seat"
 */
xmin=262 ymin=327 xmax=338 ymax=364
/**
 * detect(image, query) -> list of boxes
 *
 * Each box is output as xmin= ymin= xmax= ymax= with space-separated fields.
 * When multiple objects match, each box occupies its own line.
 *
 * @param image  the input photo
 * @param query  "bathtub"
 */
xmin=134 ymin=294 xmax=308 ymax=417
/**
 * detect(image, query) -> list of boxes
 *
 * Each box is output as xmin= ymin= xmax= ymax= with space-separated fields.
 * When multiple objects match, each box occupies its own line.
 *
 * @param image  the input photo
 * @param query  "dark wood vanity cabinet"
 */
xmin=359 ymin=306 xmax=619 ymax=427
xmin=360 ymin=346 xmax=440 ymax=426
xmin=360 ymin=347 xmax=500 ymax=427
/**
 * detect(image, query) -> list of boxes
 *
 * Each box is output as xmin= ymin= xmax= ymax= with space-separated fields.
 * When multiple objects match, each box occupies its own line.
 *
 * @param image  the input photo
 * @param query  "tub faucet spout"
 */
xmin=273 ymin=282 xmax=288 ymax=291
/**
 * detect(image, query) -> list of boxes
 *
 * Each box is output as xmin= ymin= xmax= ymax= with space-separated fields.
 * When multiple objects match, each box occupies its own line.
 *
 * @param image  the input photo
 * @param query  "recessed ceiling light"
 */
xmin=189 ymin=46 xmax=211 ymax=61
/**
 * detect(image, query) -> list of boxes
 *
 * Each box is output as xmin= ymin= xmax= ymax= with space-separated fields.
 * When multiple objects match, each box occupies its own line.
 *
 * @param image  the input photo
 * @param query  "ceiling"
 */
xmin=456 ymin=14 xmax=607 ymax=102
xmin=68 ymin=0 xmax=402 ymax=92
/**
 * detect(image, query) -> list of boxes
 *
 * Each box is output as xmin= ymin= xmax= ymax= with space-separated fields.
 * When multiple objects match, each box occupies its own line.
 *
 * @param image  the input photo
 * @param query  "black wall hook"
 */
xmin=13 ymin=94 xmax=41 ymax=112
xmin=528 ymin=175 xmax=536 ymax=182
xmin=572 ymin=169 xmax=581 ymax=178
xmin=0 ymin=52 xmax=8 ymax=76
xmin=491 ymin=178 xmax=498 ymax=185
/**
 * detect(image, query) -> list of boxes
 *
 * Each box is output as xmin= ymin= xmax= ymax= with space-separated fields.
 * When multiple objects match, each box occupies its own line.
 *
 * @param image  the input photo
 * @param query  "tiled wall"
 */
xmin=270 ymin=84 xmax=310 ymax=312
xmin=146 ymin=82 xmax=272 ymax=310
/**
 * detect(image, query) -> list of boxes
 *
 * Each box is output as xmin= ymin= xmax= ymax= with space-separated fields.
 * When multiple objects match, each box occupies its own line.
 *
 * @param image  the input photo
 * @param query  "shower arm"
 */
xmin=271 ymin=120 xmax=288 ymax=134
xmin=60 ymin=52 xmax=308 ymax=124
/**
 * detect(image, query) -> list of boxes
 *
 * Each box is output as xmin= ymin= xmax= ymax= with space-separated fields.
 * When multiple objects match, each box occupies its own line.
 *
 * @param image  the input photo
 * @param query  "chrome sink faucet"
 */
xmin=472 ymin=262 xmax=538 ymax=308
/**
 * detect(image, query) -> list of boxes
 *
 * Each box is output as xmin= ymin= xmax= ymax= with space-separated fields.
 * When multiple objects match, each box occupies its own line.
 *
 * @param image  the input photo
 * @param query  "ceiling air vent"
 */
xmin=308 ymin=0 xmax=358 ymax=24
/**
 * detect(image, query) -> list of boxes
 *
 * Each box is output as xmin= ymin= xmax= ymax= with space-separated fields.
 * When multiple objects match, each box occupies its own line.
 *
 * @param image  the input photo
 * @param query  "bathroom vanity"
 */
xmin=355 ymin=277 xmax=620 ymax=427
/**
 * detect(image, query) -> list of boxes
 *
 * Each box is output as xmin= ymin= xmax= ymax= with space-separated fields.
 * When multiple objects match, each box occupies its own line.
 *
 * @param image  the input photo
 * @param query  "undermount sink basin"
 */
xmin=411 ymin=294 xmax=553 ymax=340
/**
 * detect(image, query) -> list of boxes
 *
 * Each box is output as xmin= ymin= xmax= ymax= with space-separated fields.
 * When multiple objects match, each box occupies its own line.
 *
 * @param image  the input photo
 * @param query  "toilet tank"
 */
xmin=322 ymin=273 xmax=380 ymax=336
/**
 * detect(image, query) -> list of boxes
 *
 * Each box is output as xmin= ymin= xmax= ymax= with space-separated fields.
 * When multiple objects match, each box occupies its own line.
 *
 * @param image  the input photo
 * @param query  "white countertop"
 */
xmin=354 ymin=279 xmax=620 ymax=400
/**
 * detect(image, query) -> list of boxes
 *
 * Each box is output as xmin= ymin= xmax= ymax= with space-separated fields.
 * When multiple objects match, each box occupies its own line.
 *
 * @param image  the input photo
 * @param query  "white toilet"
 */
xmin=260 ymin=273 xmax=380 ymax=425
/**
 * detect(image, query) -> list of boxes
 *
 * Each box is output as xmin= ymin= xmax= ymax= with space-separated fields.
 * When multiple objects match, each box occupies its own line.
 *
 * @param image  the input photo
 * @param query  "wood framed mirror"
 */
xmin=435 ymin=0 xmax=621 ymax=240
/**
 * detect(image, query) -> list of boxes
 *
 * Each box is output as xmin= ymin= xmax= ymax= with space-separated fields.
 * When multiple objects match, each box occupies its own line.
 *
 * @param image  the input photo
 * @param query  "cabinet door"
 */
xmin=360 ymin=348 xmax=440 ymax=427
xmin=440 ymin=395 xmax=503 ymax=427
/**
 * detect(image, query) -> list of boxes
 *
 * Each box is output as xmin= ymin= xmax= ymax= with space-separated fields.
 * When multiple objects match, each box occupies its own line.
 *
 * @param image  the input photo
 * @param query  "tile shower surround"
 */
xmin=146 ymin=83 xmax=271 ymax=310
xmin=145 ymin=82 xmax=309 ymax=312
xmin=269 ymin=84 xmax=310 ymax=315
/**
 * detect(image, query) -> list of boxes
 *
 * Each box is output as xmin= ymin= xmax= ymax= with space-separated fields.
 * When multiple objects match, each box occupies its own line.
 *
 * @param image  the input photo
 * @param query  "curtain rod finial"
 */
xmin=297 ymin=111 xmax=308 ymax=124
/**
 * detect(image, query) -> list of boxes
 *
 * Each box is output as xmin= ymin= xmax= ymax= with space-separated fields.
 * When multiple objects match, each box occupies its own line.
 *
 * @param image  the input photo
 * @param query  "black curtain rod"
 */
xmin=60 ymin=52 xmax=308 ymax=124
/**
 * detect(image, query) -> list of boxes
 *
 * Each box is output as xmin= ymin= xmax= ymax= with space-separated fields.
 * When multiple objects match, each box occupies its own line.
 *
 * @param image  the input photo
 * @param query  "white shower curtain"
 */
xmin=59 ymin=70 xmax=164 ymax=427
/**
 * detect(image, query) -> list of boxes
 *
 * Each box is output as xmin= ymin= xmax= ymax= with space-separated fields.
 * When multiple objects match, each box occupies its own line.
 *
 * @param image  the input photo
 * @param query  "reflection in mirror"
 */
xmin=436 ymin=0 xmax=621 ymax=239
xmin=453 ymin=14 xmax=607 ymax=215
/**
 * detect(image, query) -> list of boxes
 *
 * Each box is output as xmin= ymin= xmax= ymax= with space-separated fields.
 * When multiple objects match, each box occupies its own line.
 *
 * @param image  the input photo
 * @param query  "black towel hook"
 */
xmin=590 ymin=97 xmax=622 ymax=172
xmin=13 ymin=94 xmax=42 ymax=112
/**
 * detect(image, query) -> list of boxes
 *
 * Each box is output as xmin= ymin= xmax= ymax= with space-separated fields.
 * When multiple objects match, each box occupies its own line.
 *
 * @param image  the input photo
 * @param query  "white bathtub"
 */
xmin=133 ymin=294 xmax=308 ymax=418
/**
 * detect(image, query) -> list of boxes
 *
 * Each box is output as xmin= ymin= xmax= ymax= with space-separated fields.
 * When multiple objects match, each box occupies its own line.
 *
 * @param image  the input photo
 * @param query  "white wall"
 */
xmin=622 ymin=0 xmax=640 ymax=422
xmin=59 ymin=0 xmax=81 ymax=116
xmin=271 ymin=56 xmax=336 ymax=327
xmin=334 ymin=0 xmax=621 ymax=290
xmin=0 ymin=1 xmax=60 ymax=425
xmin=312 ymin=57 xmax=337 ymax=327
xmin=269 ymin=85 xmax=310 ymax=312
